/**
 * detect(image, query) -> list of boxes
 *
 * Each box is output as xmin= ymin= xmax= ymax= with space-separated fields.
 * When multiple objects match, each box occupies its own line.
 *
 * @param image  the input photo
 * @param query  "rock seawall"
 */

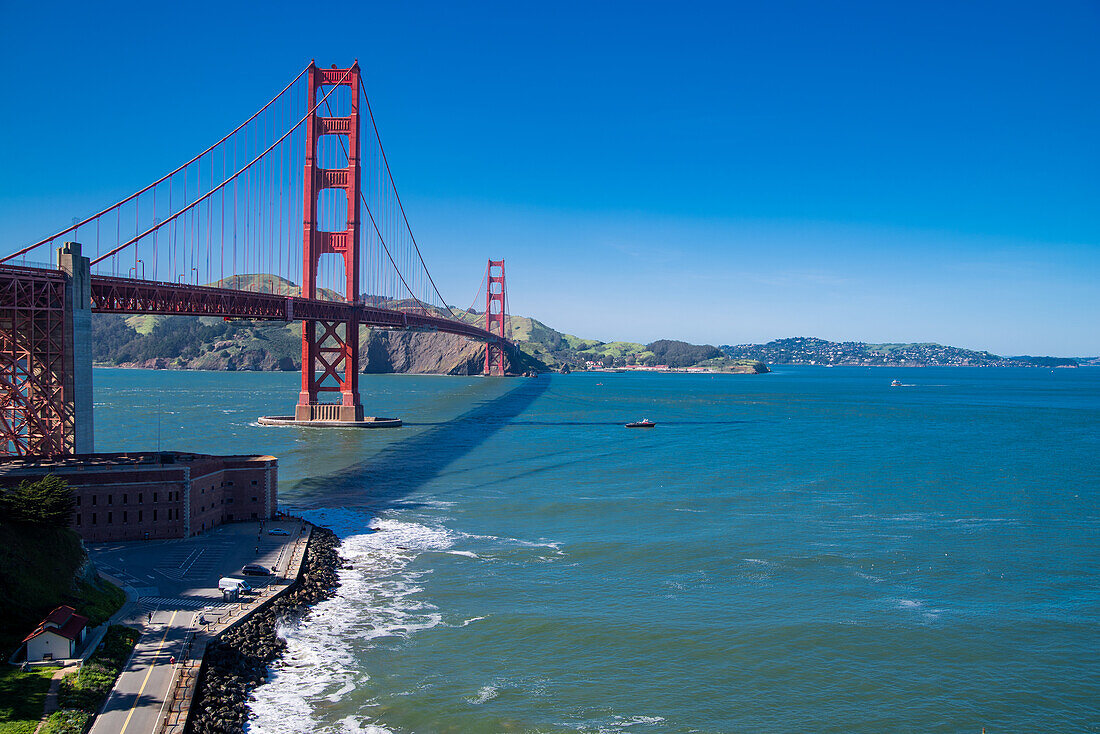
xmin=185 ymin=527 xmax=342 ymax=734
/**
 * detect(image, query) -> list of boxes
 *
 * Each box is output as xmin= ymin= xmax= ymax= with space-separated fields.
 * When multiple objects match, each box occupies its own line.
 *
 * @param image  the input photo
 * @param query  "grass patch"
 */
xmin=70 ymin=580 xmax=125 ymax=628
xmin=40 ymin=709 xmax=90 ymax=734
xmin=0 ymin=665 xmax=59 ymax=733
xmin=56 ymin=626 xmax=137 ymax=716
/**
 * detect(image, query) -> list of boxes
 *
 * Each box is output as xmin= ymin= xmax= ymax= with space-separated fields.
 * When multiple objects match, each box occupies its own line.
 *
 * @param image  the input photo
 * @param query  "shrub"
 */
xmin=41 ymin=709 xmax=91 ymax=734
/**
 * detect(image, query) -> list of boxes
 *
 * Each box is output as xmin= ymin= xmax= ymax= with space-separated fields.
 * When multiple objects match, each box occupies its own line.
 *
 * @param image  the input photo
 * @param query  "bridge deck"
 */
xmin=0 ymin=266 xmax=504 ymax=344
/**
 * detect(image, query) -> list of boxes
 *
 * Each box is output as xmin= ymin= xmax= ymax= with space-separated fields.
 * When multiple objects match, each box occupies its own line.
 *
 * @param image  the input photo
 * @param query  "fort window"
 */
xmin=251 ymin=480 xmax=258 ymax=485
xmin=138 ymin=510 xmax=143 ymax=522
xmin=251 ymin=497 xmax=258 ymax=502
xmin=122 ymin=511 xmax=128 ymax=523
xmin=76 ymin=496 xmax=81 ymax=506
xmin=91 ymin=496 xmax=97 ymax=506
xmin=138 ymin=493 xmax=143 ymax=503
xmin=122 ymin=494 xmax=128 ymax=504
xmin=153 ymin=492 xmax=158 ymax=502
xmin=107 ymin=495 xmax=113 ymax=505
xmin=153 ymin=509 xmax=157 ymax=521
xmin=75 ymin=514 xmax=81 ymax=526
xmin=107 ymin=512 xmax=113 ymax=523
xmin=91 ymin=513 xmax=97 ymax=525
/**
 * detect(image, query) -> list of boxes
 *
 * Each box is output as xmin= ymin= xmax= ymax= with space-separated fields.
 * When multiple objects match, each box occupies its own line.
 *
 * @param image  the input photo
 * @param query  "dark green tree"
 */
xmin=0 ymin=475 xmax=76 ymax=527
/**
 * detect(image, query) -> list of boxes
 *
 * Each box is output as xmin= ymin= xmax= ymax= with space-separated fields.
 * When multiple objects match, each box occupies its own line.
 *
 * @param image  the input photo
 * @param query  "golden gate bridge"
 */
xmin=0 ymin=61 xmax=512 ymax=458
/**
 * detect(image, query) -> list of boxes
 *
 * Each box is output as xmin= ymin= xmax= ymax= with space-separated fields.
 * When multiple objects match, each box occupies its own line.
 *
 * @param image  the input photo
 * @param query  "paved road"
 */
xmin=91 ymin=609 xmax=196 ymax=734
xmin=87 ymin=519 xmax=307 ymax=734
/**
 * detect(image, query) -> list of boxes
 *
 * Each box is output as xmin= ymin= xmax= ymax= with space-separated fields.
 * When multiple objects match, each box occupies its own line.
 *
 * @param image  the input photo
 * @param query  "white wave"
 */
xmin=892 ymin=597 xmax=944 ymax=622
xmin=246 ymin=508 xmax=455 ymax=733
xmin=460 ymin=616 xmax=487 ymax=627
xmin=614 ymin=715 xmax=666 ymax=728
xmin=567 ymin=714 xmax=667 ymax=733
xmin=336 ymin=717 xmax=393 ymax=734
xmin=466 ymin=685 xmax=499 ymax=704
xmin=462 ymin=532 xmax=562 ymax=550
xmin=446 ymin=550 xmax=480 ymax=558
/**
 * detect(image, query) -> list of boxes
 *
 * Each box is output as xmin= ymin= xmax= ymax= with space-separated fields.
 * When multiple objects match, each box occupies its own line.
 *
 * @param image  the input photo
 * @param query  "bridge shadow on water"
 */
xmin=291 ymin=378 xmax=551 ymax=513
xmin=401 ymin=419 xmax=761 ymax=427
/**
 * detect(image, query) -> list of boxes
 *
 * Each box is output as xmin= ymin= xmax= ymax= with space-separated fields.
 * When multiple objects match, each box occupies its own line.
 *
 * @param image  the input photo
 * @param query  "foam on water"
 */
xmin=460 ymin=615 xmax=487 ymax=627
xmin=466 ymin=685 xmax=499 ymax=704
xmin=246 ymin=507 xmax=455 ymax=733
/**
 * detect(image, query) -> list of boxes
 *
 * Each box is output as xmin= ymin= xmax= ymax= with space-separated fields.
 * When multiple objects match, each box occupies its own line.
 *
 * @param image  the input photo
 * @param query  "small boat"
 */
xmin=891 ymin=379 xmax=902 ymax=387
xmin=625 ymin=419 xmax=656 ymax=428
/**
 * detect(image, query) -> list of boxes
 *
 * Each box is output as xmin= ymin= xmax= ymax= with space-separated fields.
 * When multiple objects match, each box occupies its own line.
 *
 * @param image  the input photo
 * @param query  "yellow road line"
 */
xmin=118 ymin=610 xmax=178 ymax=734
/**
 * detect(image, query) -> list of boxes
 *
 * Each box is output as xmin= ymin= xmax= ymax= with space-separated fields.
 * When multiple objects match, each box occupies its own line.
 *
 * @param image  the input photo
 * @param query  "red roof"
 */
xmin=22 ymin=605 xmax=90 ymax=644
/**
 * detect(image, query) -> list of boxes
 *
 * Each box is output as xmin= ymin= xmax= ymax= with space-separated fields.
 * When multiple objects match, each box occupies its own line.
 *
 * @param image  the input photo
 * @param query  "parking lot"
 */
xmin=90 ymin=518 xmax=306 ymax=604
xmin=86 ymin=519 xmax=307 ymax=734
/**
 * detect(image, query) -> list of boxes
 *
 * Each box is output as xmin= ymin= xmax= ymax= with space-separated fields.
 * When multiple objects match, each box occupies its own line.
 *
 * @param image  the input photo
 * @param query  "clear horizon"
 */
xmin=1 ymin=1 xmax=1096 ymax=355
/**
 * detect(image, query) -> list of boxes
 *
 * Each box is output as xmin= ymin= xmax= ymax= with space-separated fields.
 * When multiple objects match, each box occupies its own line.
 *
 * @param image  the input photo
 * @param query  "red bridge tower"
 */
xmin=296 ymin=62 xmax=363 ymax=423
xmin=484 ymin=259 xmax=507 ymax=376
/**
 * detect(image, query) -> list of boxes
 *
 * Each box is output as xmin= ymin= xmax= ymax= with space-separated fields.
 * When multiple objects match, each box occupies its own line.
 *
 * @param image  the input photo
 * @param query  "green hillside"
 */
xmin=90 ymin=273 xmax=766 ymax=374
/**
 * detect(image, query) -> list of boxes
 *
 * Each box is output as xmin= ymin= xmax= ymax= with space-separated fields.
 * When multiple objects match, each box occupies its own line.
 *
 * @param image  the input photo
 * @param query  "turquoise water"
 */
xmin=93 ymin=367 xmax=1100 ymax=732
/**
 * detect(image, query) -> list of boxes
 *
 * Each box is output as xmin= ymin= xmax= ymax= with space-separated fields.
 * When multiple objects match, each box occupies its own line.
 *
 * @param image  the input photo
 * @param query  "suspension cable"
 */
xmin=91 ymin=67 xmax=353 ymax=266
xmin=320 ymin=97 xmax=442 ymax=319
xmin=358 ymin=76 xmax=456 ymax=317
xmin=2 ymin=63 xmax=311 ymax=264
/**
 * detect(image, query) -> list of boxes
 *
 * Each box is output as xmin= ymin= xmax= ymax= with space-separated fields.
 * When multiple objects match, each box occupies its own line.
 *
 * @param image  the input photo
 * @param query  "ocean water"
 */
xmin=93 ymin=366 xmax=1100 ymax=732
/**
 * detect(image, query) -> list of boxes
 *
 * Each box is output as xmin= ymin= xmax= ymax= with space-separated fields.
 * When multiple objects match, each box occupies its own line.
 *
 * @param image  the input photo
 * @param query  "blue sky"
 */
xmin=1 ymin=1 xmax=1097 ymax=355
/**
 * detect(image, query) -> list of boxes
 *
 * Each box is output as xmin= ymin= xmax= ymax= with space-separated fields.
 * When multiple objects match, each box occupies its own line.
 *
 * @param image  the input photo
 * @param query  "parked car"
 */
xmin=242 ymin=564 xmax=273 ymax=576
xmin=267 ymin=528 xmax=290 ymax=536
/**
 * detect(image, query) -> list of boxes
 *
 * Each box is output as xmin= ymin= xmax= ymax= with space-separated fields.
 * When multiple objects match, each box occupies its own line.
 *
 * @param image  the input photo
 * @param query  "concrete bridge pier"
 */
xmin=58 ymin=242 xmax=94 ymax=454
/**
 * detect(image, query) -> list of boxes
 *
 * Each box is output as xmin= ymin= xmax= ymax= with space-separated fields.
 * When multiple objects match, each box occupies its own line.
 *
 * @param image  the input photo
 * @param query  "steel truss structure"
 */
xmin=0 ymin=265 xmax=68 ymax=456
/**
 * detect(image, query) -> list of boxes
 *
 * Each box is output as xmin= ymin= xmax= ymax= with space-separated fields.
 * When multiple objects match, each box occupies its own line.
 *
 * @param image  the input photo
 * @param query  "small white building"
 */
xmin=23 ymin=605 xmax=89 ymax=662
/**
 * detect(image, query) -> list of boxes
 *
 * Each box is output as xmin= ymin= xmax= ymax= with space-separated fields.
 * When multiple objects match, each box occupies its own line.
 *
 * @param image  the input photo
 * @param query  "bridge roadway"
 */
xmin=88 ymin=519 xmax=307 ymax=734
xmin=0 ymin=264 xmax=505 ymax=344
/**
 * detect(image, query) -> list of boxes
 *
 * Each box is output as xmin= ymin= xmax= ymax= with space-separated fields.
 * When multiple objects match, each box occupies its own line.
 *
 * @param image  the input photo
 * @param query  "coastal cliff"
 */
xmin=91 ymin=309 xmax=762 ymax=375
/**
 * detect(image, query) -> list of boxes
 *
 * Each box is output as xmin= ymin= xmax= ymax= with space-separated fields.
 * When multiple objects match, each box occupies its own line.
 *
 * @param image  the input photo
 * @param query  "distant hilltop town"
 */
xmin=722 ymin=337 xmax=1089 ymax=368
